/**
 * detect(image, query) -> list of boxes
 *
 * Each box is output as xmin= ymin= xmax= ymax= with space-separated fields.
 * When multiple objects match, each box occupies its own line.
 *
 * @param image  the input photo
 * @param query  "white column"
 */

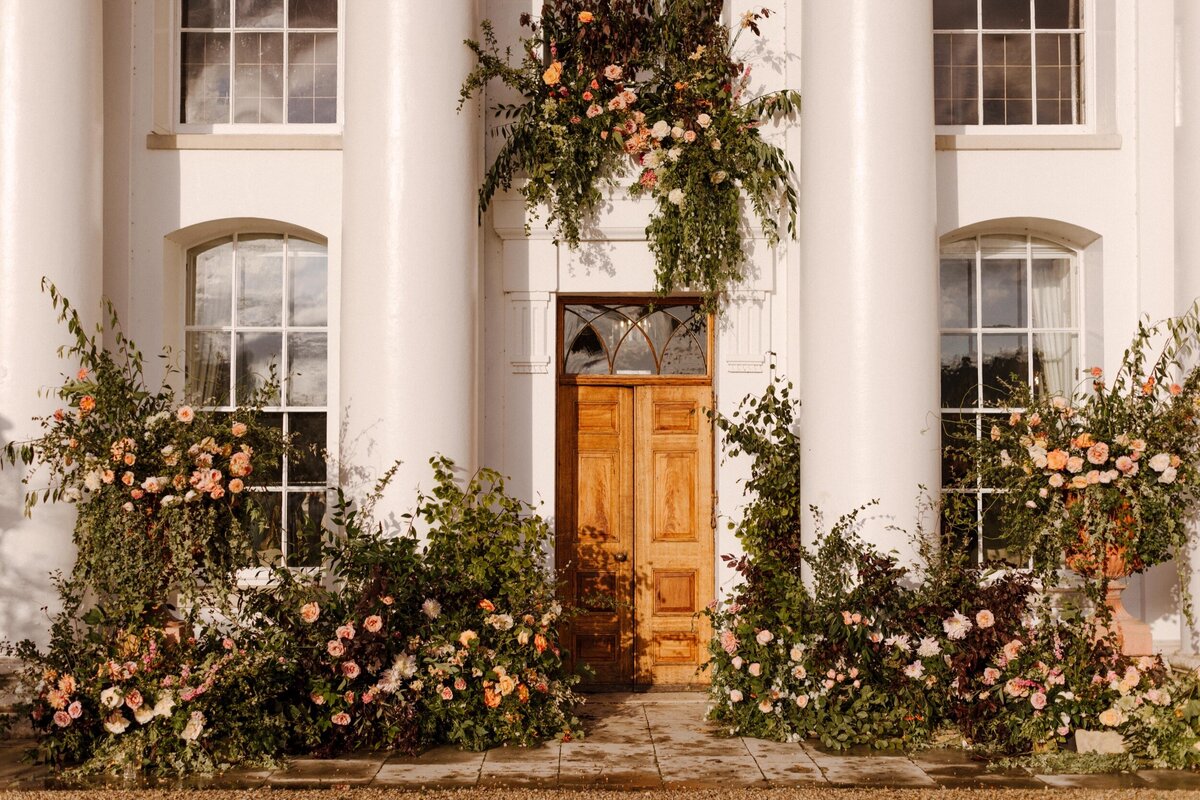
xmin=0 ymin=1 xmax=104 ymax=643
xmin=1175 ymin=0 xmax=1200 ymax=653
xmin=340 ymin=2 xmax=480 ymax=522
xmin=799 ymin=1 xmax=939 ymax=556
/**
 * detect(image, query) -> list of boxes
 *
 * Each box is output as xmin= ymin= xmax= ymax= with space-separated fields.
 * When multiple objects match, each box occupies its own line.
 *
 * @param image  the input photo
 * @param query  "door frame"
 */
xmin=555 ymin=295 xmax=716 ymax=688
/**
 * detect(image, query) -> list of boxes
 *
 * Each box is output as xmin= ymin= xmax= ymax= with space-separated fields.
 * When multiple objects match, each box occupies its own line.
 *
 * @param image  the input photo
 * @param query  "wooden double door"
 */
xmin=556 ymin=383 xmax=714 ymax=687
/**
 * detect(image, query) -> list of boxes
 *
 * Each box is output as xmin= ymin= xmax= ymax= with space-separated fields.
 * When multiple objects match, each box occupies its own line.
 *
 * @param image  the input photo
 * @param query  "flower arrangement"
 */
xmin=953 ymin=307 xmax=1200 ymax=581
xmin=2 ymin=284 xmax=285 ymax=612
xmin=460 ymin=1 xmax=800 ymax=309
xmin=11 ymin=611 xmax=295 ymax=774
xmin=705 ymin=376 xmax=1200 ymax=766
xmin=246 ymin=457 xmax=582 ymax=756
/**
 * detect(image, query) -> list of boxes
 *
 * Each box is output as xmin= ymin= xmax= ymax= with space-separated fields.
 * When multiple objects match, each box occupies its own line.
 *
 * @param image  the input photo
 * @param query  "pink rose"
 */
xmin=1030 ymin=691 xmax=1048 ymax=710
xmin=68 ymin=701 xmax=82 ymax=719
xmin=1087 ymin=442 xmax=1110 ymax=465
xmin=327 ymin=640 xmax=345 ymax=658
xmin=331 ymin=712 xmax=350 ymax=726
xmin=341 ymin=661 xmax=361 ymax=680
xmin=177 ymin=406 xmax=195 ymax=423
xmin=1116 ymin=455 xmax=1136 ymax=474
xmin=441 ymin=686 xmax=454 ymax=700
xmin=364 ymin=615 xmax=383 ymax=634
xmin=336 ymin=624 xmax=356 ymax=641
xmin=53 ymin=710 xmax=71 ymax=727
xmin=124 ymin=689 xmax=143 ymax=710
xmin=300 ymin=602 xmax=320 ymax=623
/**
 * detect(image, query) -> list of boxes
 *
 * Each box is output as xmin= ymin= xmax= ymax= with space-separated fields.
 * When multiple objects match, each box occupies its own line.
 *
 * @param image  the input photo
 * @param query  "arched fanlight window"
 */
xmin=562 ymin=303 xmax=709 ymax=376
xmin=185 ymin=232 xmax=329 ymax=567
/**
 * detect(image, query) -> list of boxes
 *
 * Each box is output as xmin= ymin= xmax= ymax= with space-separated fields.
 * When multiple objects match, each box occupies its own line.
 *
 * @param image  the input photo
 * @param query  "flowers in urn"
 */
xmin=955 ymin=305 xmax=1200 ymax=582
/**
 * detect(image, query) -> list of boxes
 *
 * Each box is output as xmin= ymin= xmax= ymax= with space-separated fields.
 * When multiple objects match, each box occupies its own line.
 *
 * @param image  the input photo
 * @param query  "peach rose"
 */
xmin=231 ymin=421 xmax=247 ymax=437
xmin=300 ymin=602 xmax=320 ymax=623
xmin=1087 ymin=442 xmax=1110 ymax=465
xmin=542 ymin=60 xmax=562 ymax=86
xmin=1046 ymin=450 xmax=1069 ymax=470
xmin=331 ymin=712 xmax=350 ymax=726
xmin=177 ymin=406 xmax=195 ymax=423
xmin=578 ymin=10 xmax=594 ymax=22
xmin=364 ymin=615 xmax=383 ymax=633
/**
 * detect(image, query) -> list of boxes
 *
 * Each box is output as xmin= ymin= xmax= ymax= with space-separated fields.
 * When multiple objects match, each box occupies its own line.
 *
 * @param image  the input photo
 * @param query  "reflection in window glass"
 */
xmin=935 ymin=0 xmax=1082 ymax=126
xmin=562 ymin=303 xmax=709 ymax=376
xmin=185 ymin=234 xmax=329 ymax=567
xmin=181 ymin=0 xmax=338 ymax=125
xmin=938 ymin=233 xmax=1081 ymax=563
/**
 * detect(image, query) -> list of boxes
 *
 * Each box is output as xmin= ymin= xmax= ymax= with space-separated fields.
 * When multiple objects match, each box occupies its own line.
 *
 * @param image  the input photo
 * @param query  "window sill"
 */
xmin=146 ymin=133 xmax=342 ymax=151
xmin=936 ymin=133 xmax=1122 ymax=151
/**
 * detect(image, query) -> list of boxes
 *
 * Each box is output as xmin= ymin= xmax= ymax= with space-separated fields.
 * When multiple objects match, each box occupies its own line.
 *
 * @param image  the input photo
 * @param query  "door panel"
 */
xmin=557 ymin=385 xmax=634 ymax=685
xmin=558 ymin=382 xmax=713 ymax=688
xmin=634 ymin=385 xmax=713 ymax=686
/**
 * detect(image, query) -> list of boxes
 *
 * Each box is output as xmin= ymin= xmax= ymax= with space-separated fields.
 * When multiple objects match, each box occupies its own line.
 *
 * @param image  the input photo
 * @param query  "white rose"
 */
xmin=732 ymin=656 xmax=744 ymax=670
xmin=100 ymin=686 xmax=122 ymax=709
xmin=152 ymin=693 xmax=175 ymax=718
xmin=667 ymin=147 xmax=682 ymax=162
xmin=1149 ymin=453 xmax=1171 ymax=472
xmin=83 ymin=471 xmax=102 ymax=492
xmin=180 ymin=710 xmax=206 ymax=742
xmin=651 ymin=120 xmax=671 ymax=140
xmin=1159 ymin=466 xmax=1178 ymax=484
xmin=748 ymin=662 xmax=762 ymax=677
xmin=643 ymin=149 xmax=664 ymax=169
xmin=668 ymin=188 xmax=685 ymax=206
xmin=729 ymin=689 xmax=743 ymax=703
xmin=755 ymin=629 xmax=774 ymax=645
xmin=697 ymin=113 xmax=712 ymax=128
xmin=671 ymin=125 xmax=684 ymax=139
xmin=103 ymin=713 xmax=130 ymax=735
xmin=134 ymin=705 xmax=155 ymax=725
xmin=789 ymin=646 xmax=804 ymax=661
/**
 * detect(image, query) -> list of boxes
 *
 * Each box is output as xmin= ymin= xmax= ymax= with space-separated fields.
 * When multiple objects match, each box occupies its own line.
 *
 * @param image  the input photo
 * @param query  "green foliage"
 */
xmin=1 ymin=283 xmax=286 ymax=617
xmin=460 ymin=2 xmax=800 ymax=310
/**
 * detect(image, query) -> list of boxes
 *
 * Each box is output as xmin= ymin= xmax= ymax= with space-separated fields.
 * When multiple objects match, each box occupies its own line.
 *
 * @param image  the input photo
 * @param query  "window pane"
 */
xmin=660 ymin=331 xmax=707 ymax=375
xmin=941 ymin=413 xmax=976 ymax=485
xmin=233 ymin=32 xmax=284 ymax=123
xmin=1031 ymin=252 xmax=1076 ymax=327
xmin=940 ymin=257 xmax=976 ymax=327
xmin=935 ymin=34 xmax=980 ymax=125
xmin=182 ymin=0 xmax=230 ymax=28
xmin=258 ymin=412 xmax=284 ymax=482
xmin=236 ymin=235 xmax=284 ymax=326
xmin=941 ymin=334 xmax=979 ymax=408
xmin=287 ymin=490 xmax=327 ymax=567
xmin=186 ymin=332 xmax=232 ymax=406
xmin=983 ymin=0 xmax=1032 ymax=29
xmin=613 ymin=329 xmax=655 ymax=375
xmin=941 ymin=496 xmax=981 ymax=561
xmin=236 ymin=332 xmax=282 ymax=403
xmin=1035 ymin=0 xmax=1080 ymax=28
xmin=981 ymin=258 xmax=1027 ymax=328
xmin=243 ymin=491 xmax=282 ymax=566
xmin=187 ymin=238 xmax=233 ymax=326
xmin=934 ymin=0 xmax=978 ymax=29
xmin=287 ymin=332 xmax=327 ymax=406
xmin=289 ymin=0 xmax=337 ymax=27
xmin=1033 ymin=333 xmax=1078 ymax=398
xmin=235 ymin=0 xmax=284 ymax=27
xmin=981 ymin=334 xmax=1029 ymax=404
xmin=565 ymin=325 xmax=609 ymax=374
xmin=982 ymin=501 xmax=1017 ymax=564
xmin=180 ymin=32 xmax=231 ymax=123
xmin=288 ymin=239 xmax=328 ymax=326
xmin=289 ymin=412 xmax=327 ymax=483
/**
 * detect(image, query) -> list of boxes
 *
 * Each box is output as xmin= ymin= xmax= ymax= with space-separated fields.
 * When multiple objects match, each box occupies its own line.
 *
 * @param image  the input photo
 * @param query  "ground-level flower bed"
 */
xmin=704 ymin=374 xmax=1200 ymax=770
xmin=0 ymin=292 xmax=580 ymax=776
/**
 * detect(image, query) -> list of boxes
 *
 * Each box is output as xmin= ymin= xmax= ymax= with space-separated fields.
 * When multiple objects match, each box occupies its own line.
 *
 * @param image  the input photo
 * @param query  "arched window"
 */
xmin=185 ymin=232 xmax=328 ymax=566
xmin=940 ymin=233 xmax=1083 ymax=561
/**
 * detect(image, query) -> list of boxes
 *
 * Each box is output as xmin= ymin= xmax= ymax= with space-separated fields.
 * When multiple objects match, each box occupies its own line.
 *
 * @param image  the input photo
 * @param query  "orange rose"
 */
xmin=1046 ymin=450 xmax=1069 ymax=471
xmin=479 ymin=599 xmax=496 ymax=612
xmin=578 ymin=11 xmax=594 ymax=22
xmin=542 ymin=60 xmax=563 ymax=85
xmin=483 ymin=685 xmax=502 ymax=708
xmin=79 ymin=395 xmax=96 ymax=414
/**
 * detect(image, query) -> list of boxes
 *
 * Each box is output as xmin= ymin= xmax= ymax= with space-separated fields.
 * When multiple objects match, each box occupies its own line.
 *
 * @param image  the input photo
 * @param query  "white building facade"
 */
xmin=1 ymin=0 xmax=1199 ymax=683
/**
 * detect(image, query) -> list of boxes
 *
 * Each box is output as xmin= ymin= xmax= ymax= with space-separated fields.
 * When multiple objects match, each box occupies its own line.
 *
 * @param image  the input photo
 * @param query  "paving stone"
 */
xmin=479 ymin=741 xmax=560 ymax=787
xmin=1136 ymin=769 xmax=1200 ymax=789
xmin=374 ymin=745 xmax=484 ymax=788
xmin=559 ymin=741 xmax=661 ymax=788
xmin=804 ymin=747 xmax=937 ymax=788
xmin=658 ymin=753 xmax=767 ymax=788
xmin=267 ymin=752 xmax=387 ymax=787
xmin=741 ymin=737 xmax=827 ymax=786
xmin=1035 ymin=771 xmax=1150 ymax=789
xmin=577 ymin=702 xmax=650 ymax=744
xmin=178 ymin=767 xmax=274 ymax=789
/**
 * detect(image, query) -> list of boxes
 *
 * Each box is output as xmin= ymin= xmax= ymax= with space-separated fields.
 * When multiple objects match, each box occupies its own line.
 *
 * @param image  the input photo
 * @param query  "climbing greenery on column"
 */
xmin=460 ymin=0 xmax=800 ymax=311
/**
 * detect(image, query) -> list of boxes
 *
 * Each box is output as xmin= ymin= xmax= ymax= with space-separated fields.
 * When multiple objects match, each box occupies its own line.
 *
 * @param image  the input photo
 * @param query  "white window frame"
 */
xmin=939 ymin=232 xmax=1087 ymax=563
xmin=183 ymin=231 xmax=334 ymax=578
xmin=934 ymin=0 xmax=1098 ymax=136
xmin=172 ymin=0 xmax=345 ymax=134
